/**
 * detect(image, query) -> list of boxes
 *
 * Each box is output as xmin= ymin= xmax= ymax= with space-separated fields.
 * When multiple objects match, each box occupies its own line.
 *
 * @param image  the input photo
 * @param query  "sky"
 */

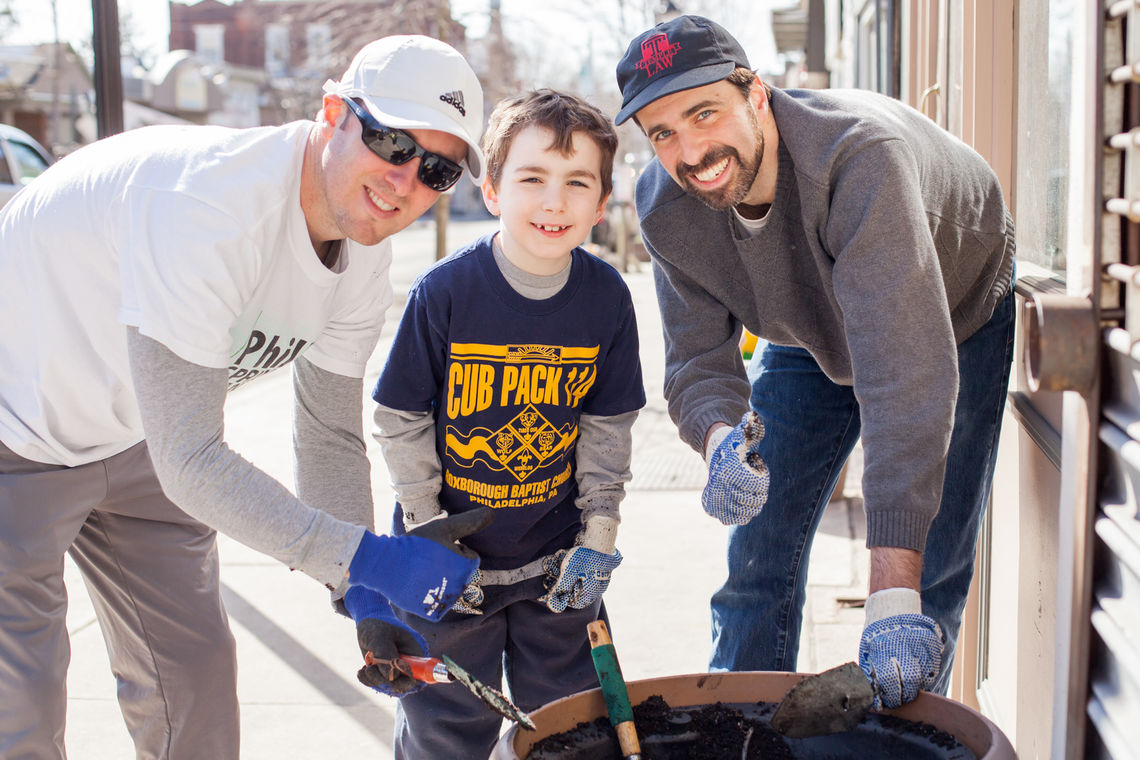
xmin=1 ymin=0 xmax=786 ymax=84
xmin=2 ymin=0 xmax=170 ymax=56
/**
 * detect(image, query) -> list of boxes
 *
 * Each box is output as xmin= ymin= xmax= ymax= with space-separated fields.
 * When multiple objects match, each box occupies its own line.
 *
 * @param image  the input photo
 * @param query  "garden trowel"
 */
xmin=770 ymin=661 xmax=875 ymax=738
xmin=376 ymin=652 xmax=537 ymax=731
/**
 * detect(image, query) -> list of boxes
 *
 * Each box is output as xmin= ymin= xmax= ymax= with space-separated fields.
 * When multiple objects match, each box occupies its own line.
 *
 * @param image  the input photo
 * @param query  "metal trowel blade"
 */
xmin=441 ymin=654 xmax=537 ymax=731
xmin=771 ymin=661 xmax=875 ymax=739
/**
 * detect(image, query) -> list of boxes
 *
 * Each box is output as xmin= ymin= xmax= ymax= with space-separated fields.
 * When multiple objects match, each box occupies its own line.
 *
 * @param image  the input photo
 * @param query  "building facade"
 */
xmin=815 ymin=2 xmax=1138 ymax=757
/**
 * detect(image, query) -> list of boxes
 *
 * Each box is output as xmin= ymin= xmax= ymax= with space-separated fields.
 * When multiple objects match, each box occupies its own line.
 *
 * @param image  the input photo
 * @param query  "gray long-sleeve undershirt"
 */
xmin=373 ymin=242 xmax=637 ymax=529
xmin=374 ymin=404 xmax=637 ymax=524
xmin=127 ymin=326 xmax=369 ymax=589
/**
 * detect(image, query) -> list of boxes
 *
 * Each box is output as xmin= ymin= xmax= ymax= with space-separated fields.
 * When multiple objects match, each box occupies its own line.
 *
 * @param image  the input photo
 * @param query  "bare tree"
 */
xmin=265 ymin=0 xmax=468 ymax=123
xmin=69 ymin=6 xmax=159 ymax=76
xmin=117 ymin=7 xmax=156 ymax=70
xmin=248 ymin=0 xmax=781 ymax=259
xmin=50 ymin=0 xmax=60 ymax=148
xmin=252 ymin=0 xmax=470 ymax=259
xmin=420 ymin=0 xmax=458 ymax=260
xmin=0 ymin=0 xmax=16 ymax=40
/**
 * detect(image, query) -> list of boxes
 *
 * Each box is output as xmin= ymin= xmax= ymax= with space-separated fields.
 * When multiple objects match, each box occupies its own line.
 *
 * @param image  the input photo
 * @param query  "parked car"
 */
xmin=0 ymin=125 xmax=53 ymax=207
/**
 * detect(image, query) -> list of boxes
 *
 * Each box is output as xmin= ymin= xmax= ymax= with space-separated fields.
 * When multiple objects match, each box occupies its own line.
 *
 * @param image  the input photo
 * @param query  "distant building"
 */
xmin=167 ymin=0 xmax=486 ymax=216
xmin=771 ymin=0 xmax=829 ymax=90
xmin=128 ymin=49 xmax=264 ymax=128
xmin=1 ymin=3 xmax=491 ymax=215
xmin=169 ymin=0 xmax=470 ymax=123
xmin=0 ymin=43 xmax=94 ymax=156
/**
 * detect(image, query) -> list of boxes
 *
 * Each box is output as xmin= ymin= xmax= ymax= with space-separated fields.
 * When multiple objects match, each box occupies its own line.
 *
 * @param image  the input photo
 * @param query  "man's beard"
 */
xmin=676 ymin=117 xmax=765 ymax=211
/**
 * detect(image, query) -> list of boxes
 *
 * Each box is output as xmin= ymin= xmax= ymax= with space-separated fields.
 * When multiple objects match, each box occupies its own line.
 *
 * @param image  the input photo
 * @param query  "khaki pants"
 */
xmin=0 ymin=440 xmax=239 ymax=759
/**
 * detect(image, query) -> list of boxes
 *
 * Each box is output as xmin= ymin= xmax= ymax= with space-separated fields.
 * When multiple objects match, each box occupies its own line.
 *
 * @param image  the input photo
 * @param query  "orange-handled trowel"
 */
xmin=366 ymin=652 xmax=537 ymax=731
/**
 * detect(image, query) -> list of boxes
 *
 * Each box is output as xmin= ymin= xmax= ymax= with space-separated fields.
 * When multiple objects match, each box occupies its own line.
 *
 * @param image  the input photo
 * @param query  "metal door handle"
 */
xmin=1023 ymin=292 xmax=1099 ymax=395
xmin=919 ymin=83 xmax=941 ymax=119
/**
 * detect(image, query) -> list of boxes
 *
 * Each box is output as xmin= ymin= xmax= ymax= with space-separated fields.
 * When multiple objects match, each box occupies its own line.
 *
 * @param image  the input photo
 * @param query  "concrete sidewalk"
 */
xmin=62 ymin=219 xmax=869 ymax=758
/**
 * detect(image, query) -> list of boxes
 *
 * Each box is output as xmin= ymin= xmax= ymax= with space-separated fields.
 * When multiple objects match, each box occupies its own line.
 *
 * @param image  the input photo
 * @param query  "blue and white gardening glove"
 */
xmin=543 ymin=516 xmax=623 ymax=613
xmin=701 ymin=412 xmax=770 ymax=525
xmin=343 ymin=586 xmax=428 ymax=697
xmin=858 ymin=587 xmax=944 ymax=709
xmin=347 ymin=507 xmax=494 ymax=621
xmin=450 ymin=568 xmax=486 ymax=615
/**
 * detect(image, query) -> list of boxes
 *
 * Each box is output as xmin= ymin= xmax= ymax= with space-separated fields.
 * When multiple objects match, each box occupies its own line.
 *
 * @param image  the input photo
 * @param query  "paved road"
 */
xmin=61 ymin=219 xmax=868 ymax=758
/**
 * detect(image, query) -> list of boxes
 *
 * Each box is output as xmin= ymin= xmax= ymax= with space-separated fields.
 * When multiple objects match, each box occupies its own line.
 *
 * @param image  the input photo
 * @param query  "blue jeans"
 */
xmin=709 ymin=289 xmax=1015 ymax=694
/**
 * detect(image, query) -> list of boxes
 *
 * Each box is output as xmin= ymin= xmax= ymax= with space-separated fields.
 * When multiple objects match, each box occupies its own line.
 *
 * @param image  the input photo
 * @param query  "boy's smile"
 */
xmin=482 ymin=125 xmax=607 ymax=277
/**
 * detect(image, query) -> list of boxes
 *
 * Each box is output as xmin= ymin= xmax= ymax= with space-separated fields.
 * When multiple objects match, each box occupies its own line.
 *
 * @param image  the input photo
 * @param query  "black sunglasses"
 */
xmin=342 ymin=97 xmax=465 ymax=192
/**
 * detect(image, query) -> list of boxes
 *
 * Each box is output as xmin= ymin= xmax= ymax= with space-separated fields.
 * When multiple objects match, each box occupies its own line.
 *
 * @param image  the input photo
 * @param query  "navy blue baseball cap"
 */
xmin=615 ymin=15 xmax=751 ymax=125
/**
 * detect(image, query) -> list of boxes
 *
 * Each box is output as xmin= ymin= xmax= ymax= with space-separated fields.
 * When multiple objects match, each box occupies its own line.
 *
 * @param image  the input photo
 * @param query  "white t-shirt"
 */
xmin=0 ymin=122 xmax=393 ymax=466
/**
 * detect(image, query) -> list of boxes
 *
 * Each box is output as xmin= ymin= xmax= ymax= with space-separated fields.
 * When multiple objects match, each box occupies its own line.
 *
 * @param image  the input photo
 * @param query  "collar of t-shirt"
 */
xmin=491 ymin=234 xmax=571 ymax=300
xmin=732 ymin=205 xmax=771 ymax=237
xmin=321 ymin=240 xmax=347 ymax=272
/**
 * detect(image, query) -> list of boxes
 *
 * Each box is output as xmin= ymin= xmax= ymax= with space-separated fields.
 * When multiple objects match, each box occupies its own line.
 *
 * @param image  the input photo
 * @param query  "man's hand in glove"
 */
xmin=342 ymin=586 xmax=427 ymax=697
xmin=544 ymin=515 xmax=622 ymax=613
xmin=701 ymin=411 xmax=770 ymax=525
xmin=347 ymin=506 xmax=494 ymax=621
xmin=857 ymin=587 xmax=943 ymax=709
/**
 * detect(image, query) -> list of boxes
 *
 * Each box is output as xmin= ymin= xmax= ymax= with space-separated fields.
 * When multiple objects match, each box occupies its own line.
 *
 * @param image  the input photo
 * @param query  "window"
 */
xmin=175 ymin=67 xmax=208 ymax=111
xmin=305 ymin=24 xmax=331 ymax=74
xmin=853 ymin=0 xmax=899 ymax=96
xmin=855 ymin=2 xmax=878 ymax=91
xmin=944 ymin=0 xmax=962 ymax=136
xmin=0 ymin=144 xmax=13 ymax=184
xmin=1015 ymin=0 xmax=1076 ymax=276
xmin=266 ymin=24 xmax=289 ymax=77
xmin=8 ymin=140 xmax=49 ymax=184
xmin=195 ymin=24 xmax=225 ymax=64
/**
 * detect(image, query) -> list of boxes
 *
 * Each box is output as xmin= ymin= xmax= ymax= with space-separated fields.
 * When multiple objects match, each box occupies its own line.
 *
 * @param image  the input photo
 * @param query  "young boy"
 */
xmin=368 ymin=89 xmax=646 ymax=758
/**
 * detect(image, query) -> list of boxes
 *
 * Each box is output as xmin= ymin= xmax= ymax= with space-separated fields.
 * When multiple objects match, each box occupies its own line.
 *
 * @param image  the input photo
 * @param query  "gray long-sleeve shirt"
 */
xmin=128 ymin=328 xmax=369 ymax=589
xmin=636 ymin=86 xmax=1014 ymax=552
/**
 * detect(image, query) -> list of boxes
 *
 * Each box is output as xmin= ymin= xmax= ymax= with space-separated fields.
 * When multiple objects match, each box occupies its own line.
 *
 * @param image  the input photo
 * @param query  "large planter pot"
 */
xmin=490 ymin=671 xmax=1016 ymax=760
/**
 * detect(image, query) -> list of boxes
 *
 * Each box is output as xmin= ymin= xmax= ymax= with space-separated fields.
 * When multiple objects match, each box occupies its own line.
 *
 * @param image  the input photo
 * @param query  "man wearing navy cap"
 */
xmin=616 ymin=15 xmax=1015 ymax=709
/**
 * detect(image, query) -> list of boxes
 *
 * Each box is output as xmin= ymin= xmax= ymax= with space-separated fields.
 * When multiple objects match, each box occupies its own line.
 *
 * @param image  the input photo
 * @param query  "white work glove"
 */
xmin=543 ymin=516 xmax=622 ymax=613
xmin=701 ymin=412 xmax=770 ymax=525
xmin=858 ymin=587 xmax=944 ymax=709
xmin=400 ymin=498 xmax=444 ymax=532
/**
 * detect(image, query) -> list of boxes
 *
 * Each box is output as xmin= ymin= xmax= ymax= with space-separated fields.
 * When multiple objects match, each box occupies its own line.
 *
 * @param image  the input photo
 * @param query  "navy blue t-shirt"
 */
xmin=372 ymin=234 xmax=645 ymax=569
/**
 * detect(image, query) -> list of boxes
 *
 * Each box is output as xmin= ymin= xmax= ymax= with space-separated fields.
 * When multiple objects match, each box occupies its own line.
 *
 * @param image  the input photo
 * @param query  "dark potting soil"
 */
xmin=526 ymin=695 xmax=977 ymax=760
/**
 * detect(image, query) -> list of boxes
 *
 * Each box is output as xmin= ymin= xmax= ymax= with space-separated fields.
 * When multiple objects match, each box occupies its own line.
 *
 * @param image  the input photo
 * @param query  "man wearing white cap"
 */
xmin=0 ymin=35 xmax=490 ymax=759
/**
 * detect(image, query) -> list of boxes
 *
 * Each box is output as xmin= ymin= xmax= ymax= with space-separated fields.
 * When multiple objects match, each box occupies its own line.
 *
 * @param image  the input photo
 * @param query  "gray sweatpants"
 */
xmin=0 ymin=440 xmax=239 ymax=760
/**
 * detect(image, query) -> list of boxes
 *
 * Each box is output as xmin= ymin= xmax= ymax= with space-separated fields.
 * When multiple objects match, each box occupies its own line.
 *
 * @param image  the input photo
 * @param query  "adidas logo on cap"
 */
xmin=440 ymin=90 xmax=466 ymax=117
xmin=322 ymin=35 xmax=486 ymax=181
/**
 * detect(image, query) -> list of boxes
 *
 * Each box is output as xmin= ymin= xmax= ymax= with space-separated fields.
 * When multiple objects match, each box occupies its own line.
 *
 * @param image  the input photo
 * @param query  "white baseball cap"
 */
xmin=323 ymin=35 xmax=486 ymax=182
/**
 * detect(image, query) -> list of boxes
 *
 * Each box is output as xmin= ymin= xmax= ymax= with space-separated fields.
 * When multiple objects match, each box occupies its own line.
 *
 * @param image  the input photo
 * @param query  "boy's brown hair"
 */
xmin=482 ymin=89 xmax=618 ymax=198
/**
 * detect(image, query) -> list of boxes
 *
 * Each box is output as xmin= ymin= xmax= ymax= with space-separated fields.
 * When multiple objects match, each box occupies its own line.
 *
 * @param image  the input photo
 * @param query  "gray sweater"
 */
xmin=636 ymin=86 xmax=1014 ymax=551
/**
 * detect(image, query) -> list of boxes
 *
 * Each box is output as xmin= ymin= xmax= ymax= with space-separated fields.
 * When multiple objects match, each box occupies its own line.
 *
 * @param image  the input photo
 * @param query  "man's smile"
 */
xmin=693 ymin=156 xmax=730 ymax=184
xmin=365 ymin=186 xmax=397 ymax=212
